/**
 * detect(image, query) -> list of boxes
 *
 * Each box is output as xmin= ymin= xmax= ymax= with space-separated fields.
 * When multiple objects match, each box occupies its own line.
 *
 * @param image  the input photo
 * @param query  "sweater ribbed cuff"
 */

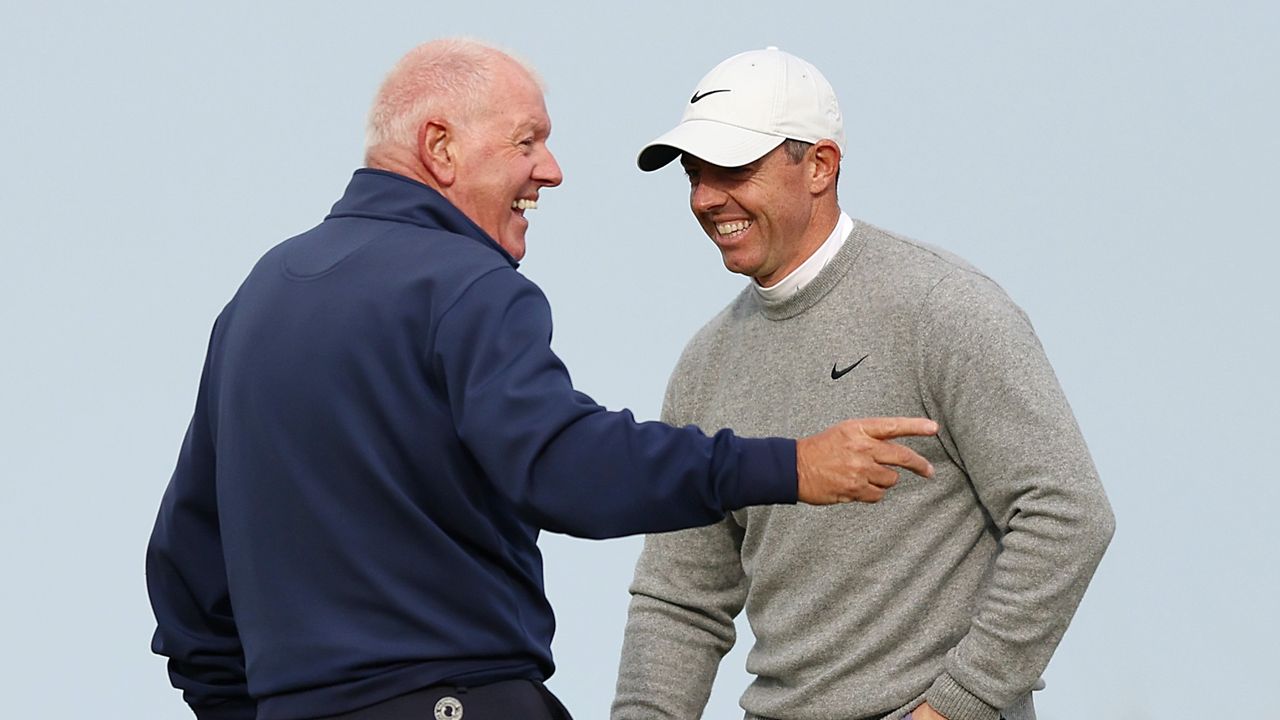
xmin=924 ymin=674 xmax=999 ymax=720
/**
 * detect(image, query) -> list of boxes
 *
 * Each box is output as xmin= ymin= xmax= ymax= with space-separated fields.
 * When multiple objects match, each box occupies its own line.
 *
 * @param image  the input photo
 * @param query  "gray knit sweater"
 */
xmin=611 ymin=221 xmax=1114 ymax=720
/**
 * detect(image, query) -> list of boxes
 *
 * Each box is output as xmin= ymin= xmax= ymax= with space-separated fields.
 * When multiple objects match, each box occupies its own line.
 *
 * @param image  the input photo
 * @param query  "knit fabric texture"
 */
xmin=612 ymin=221 xmax=1114 ymax=720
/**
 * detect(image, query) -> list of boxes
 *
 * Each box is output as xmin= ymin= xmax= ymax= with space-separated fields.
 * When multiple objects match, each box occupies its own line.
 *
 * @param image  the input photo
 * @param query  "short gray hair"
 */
xmin=780 ymin=138 xmax=840 ymax=188
xmin=364 ymin=38 xmax=539 ymax=155
xmin=781 ymin=139 xmax=812 ymax=163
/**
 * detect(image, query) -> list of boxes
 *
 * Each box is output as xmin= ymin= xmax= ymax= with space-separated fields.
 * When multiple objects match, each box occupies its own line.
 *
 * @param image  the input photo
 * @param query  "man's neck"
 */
xmin=753 ymin=209 xmax=852 ymax=303
xmin=756 ymin=205 xmax=842 ymax=289
xmin=365 ymin=150 xmax=437 ymax=191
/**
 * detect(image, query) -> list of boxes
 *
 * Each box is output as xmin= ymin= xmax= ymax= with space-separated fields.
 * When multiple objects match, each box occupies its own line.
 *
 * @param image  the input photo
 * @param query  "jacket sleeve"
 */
xmin=146 ymin=327 xmax=257 ymax=720
xmin=431 ymin=268 xmax=796 ymax=539
xmin=916 ymin=271 xmax=1115 ymax=720
xmin=611 ymin=362 xmax=748 ymax=719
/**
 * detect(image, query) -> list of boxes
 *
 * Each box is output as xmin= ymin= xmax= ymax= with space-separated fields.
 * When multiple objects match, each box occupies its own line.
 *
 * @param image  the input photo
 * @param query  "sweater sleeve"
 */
xmin=611 ymin=364 xmax=750 ymax=720
xmin=432 ymin=268 xmax=796 ymax=539
xmin=145 ymin=324 xmax=257 ymax=720
xmin=915 ymin=271 xmax=1115 ymax=720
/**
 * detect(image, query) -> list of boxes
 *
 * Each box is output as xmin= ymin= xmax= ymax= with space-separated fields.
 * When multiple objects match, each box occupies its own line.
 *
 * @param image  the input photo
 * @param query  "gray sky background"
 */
xmin=2 ymin=2 xmax=1276 ymax=718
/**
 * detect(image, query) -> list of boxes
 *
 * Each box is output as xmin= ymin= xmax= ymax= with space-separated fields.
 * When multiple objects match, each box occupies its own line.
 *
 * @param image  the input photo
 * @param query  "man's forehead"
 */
xmin=486 ymin=72 xmax=552 ymax=136
xmin=512 ymin=113 xmax=551 ymax=136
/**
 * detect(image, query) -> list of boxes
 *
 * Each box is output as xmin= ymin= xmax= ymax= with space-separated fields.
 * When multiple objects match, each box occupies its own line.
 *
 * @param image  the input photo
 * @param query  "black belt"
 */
xmin=314 ymin=678 xmax=573 ymax=720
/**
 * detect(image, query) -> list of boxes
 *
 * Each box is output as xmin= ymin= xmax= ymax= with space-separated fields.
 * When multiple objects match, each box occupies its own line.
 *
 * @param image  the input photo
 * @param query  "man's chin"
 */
xmin=499 ymin=234 xmax=527 ymax=261
xmin=501 ymin=218 xmax=529 ymax=260
xmin=718 ymin=252 xmax=757 ymax=278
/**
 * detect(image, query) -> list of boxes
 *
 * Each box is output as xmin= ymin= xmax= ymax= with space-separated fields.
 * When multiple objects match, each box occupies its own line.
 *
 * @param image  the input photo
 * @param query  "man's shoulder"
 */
xmin=661 ymin=286 xmax=754 ymax=424
xmin=676 ymin=285 xmax=756 ymax=365
xmin=226 ymin=216 xmax=527 ymax=330
xmin=853 ymin=221 xmax=990 ymax=286
xmin=849 ymin=222 xmax=1042 ymax=352
xmin=275 ymin=216 xmax=515 ymax=285
xmin=846 ymin=220 xmax=1022 ymax=314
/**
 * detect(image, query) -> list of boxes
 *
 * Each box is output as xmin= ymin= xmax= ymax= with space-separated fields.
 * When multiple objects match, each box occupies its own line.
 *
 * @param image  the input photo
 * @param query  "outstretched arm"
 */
xmin=434 ymin=269 xmax=936 ymax=538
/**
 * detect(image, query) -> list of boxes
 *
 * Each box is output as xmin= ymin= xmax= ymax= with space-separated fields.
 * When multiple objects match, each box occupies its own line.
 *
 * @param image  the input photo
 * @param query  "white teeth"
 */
xmin=511 ymin=198 xmax=538 ymax=210
xmin=716 ymin=220 xmax=751 ymax=235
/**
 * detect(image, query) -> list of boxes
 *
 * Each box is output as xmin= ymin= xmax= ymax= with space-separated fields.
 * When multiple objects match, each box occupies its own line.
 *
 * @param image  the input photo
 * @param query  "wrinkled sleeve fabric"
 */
xmin=146 ymin=324 xmax=257 ymax=720
xmin=432 ymin=268 xmax=795 ymax=539
xmin=610 ymin=352 xmax=748 ymax=720
xmin=916 ymin=271 xmax=1115 ymax=720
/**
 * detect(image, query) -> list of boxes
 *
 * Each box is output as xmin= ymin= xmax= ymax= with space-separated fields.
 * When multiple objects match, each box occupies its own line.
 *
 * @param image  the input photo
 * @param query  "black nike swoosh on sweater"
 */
xmin=831 ymin=354 xmax=869 ymax=380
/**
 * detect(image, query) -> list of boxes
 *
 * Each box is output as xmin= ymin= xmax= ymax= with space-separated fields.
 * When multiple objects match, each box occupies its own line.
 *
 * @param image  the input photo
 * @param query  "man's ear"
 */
xmin=419 ymin=120 xmax=456 ymax=187
xmin=808 ymin=140 xmax=841 ymax=194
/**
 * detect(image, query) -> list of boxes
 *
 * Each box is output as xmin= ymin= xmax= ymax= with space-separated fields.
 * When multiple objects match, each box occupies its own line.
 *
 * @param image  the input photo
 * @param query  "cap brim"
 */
xmin=636 ymin=119 xmax=786 ymax=172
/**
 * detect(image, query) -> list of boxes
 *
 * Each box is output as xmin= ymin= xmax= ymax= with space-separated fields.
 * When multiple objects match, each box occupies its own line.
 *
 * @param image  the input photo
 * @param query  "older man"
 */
xmin=146 ymin=40 xmax=939 ymax=720
xmin=612 ymin=48 xmax=1115 ymax=720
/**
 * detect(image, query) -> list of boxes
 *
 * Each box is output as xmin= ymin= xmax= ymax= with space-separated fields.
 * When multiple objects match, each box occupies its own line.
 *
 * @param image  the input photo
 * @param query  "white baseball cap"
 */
xmin=637 ymin=46 xmax=845 ymax=172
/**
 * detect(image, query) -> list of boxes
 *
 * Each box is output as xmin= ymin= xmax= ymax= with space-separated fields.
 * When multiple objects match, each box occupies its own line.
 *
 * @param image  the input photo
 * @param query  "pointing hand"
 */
xmin=795 ymin=417 xmax=938 ymax=505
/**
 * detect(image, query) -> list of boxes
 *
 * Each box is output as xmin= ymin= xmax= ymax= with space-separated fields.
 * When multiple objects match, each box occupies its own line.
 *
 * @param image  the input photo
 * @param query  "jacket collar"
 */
xmin=325 ymin=168 xmax=519 ymax=268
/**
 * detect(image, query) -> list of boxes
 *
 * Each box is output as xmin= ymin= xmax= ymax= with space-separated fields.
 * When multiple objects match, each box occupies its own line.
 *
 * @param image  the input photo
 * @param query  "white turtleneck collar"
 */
xmin=754 ymin=211 xmax=854 ymax=303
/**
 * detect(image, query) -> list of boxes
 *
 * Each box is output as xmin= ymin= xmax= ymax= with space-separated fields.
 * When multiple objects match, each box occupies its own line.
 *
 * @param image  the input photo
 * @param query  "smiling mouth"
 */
xmin=512 ymin=198 xmax=538 ymax=211
xmin=715 ymin=220 xmax=752 ymax=239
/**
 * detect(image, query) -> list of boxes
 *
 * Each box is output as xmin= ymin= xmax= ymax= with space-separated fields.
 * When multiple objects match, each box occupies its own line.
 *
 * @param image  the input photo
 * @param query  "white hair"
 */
xmin=364 ymin=38 xmax=542 ymax=156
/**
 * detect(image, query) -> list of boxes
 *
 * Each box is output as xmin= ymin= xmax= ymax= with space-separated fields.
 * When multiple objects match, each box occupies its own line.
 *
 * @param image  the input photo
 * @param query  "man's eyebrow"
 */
xmin=515 ymin=118 xmax=550 ymax=137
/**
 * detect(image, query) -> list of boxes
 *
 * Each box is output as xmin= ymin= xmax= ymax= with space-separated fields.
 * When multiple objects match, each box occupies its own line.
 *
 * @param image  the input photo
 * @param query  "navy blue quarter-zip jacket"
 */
xmin=146 ymin=169 xmax=796 ymax=720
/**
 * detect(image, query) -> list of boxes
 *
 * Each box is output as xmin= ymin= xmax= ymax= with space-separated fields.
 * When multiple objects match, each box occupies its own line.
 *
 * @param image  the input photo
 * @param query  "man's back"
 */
xmin=150 ymin=164 xmax=836 ymax=720
xmin=150 ymin=170 xmax=564 ymax=718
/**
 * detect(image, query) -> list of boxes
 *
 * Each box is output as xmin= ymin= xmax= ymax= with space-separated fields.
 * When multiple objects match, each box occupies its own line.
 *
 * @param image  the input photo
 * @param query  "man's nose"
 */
xmin=690 ymin=181 xmax=726 ymax=213
xmin=536 ymin=147 xmax=563 ymax=187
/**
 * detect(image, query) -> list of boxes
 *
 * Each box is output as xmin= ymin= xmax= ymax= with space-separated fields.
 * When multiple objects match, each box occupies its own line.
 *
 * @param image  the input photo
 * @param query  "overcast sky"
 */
xmin=2 ymin=2 xmax=1277 ymax=719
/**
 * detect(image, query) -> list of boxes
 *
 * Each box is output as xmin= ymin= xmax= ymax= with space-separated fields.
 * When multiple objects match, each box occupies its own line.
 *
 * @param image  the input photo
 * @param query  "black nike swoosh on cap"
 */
xmin=690 ymin=89 xmax=731 ymax=103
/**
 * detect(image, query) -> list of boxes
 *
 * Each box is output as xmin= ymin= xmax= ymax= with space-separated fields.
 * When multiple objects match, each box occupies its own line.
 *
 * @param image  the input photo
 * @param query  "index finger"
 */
xmin=873 ymin=441 xmax=934 ymax=479
xmin=855 ymin=416 xmax=939 ymax=440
